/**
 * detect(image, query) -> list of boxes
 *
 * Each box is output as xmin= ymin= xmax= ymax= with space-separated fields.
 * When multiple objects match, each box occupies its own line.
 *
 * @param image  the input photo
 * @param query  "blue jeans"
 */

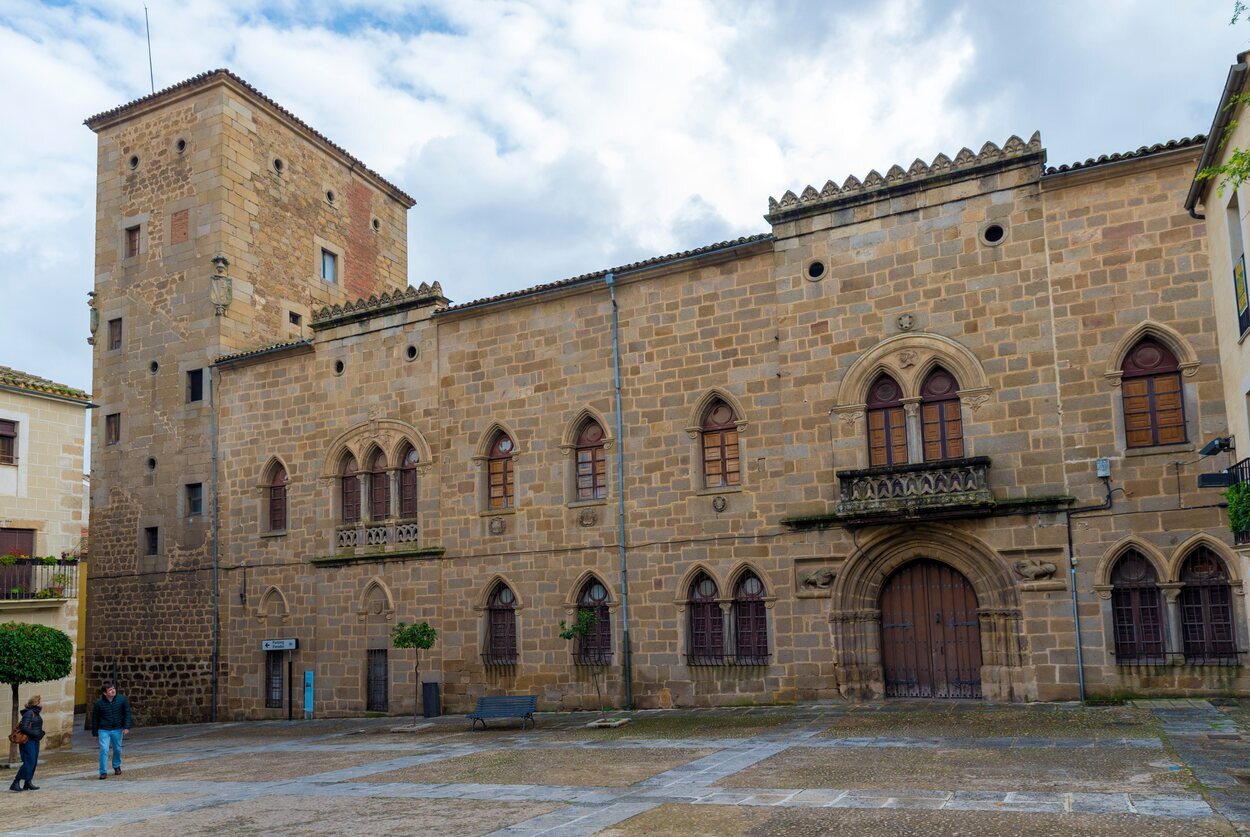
xmin=98 ymin=729 xmax=123 ymax=774
xmin=14 ymin=739 xmax=38 ymax=783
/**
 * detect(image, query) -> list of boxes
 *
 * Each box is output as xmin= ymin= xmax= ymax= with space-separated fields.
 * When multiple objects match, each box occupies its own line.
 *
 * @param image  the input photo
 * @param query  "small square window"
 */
xmin=143 ymin=526 xmax=159 ymax=556
xmin=105 ymin=413 xmax=120 ymax=446
xmin=125 ymin=225 xmax=141 ymax=258
xmin=108 ymin=318 xmax=122 ymax=351
xmin=321 ymin=249 xmax=337 ymax=283
xmin=186 ymin=483 xmax=203 ymax=517
xmin=0 ymin=420 xmax=16 ymax=465
xmin=186 ymin=369 xmax=204 ymax=403
xmin=289 ymin=311 xmax=302 ymax=327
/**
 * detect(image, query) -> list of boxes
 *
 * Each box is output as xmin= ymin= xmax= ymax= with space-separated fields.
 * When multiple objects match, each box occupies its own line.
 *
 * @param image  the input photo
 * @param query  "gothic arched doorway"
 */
xmin=880 ymin=559 xmax=983 ymax=698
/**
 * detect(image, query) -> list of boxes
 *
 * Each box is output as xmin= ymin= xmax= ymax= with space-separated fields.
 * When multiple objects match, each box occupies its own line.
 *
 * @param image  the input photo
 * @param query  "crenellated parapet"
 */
xmin=765 ymin=132 xmax=1043 ymax=224
xmin=310 ymin=281 xmax=449 ymax=330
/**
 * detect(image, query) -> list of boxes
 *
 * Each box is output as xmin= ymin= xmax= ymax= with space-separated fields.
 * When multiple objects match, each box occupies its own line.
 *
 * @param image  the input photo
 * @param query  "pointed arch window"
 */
xmin=1180 ymin=546 xmax=1237 ymax=663
xmin=267 ymin=464 xmax=288 ymax=532
xmin=866 ymin=374 xmax=907 ymax=467
xmin=398 ymin=445 xmax=419 ymax=518
xmin=733 ymin=572 xmax=769 ymax=665
xmin=1110 ymin=550 xmax=1165 ymax=663
xmin=1121 ymin=339 xmax=1186 ymax=448
xmin=576 ymin=578 xmax=612 ymax=665
xmin=340 ymin=454 xmax=360 ymax=524
xmin=701 ymin=400 xmax=740 ymax=489
xmin=484 ymin=582 xmax=518 ymax=666
xmin=687 ymin=573 xmax=724 ymax=664
xmin=368 ymin=450 xmax=390 ymax=520
xmin=920 ymin=367 xmax=963 ymax=461
xmin=488 ymin=432 xmax=515 ymax=510
xmin=575 ymin=420 xmax=607 ymax=501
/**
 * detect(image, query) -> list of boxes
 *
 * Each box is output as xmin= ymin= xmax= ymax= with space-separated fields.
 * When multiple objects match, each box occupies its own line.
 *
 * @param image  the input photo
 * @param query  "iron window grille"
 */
xmin=687 ymin=573 xmax=724 ymax=665
xmin=0 ymin=420 xmax=15 ymax=465
xmin=484 ymin=583 xmax=518 ymax=666
xmin=265 ymin=650 xmax=283 ymax=708
xmin=1180 ymin=547 xmax=1237 ymax=664
xmin=1110 ymin=550 xmax=1166 ymax=665
xmin=733 ymin=573 xmax=769 ymax=666
xmin=575 ymin=580 xmax=612 ymax=665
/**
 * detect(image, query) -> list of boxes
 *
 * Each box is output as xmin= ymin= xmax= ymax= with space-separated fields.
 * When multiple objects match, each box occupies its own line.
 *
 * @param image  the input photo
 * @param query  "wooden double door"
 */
xmin=880 ymin=560 xmax=983 ymax=699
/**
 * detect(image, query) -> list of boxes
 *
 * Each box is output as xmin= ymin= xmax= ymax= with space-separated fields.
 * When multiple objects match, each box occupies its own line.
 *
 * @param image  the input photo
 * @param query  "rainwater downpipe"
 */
xmin=606 ymin=272 xmax=634 ymax=709
xmin=209 ymin=365 xmax=220 ymax=722
xmin=1065 ymin=474 xmax=1114 ymax=704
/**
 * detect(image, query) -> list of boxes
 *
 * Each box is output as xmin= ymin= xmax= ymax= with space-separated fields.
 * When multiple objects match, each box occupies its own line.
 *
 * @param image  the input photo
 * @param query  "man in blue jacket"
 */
xmin=91 ymin=681 xmax=132 ymax=779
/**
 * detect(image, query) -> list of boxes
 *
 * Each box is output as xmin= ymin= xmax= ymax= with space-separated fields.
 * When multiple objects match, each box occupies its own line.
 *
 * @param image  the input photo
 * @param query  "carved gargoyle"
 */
xmin=800 ymin=568 xmax=836 ymax=589
xmin=1014 ymin=559 xmax=1058 ymax=581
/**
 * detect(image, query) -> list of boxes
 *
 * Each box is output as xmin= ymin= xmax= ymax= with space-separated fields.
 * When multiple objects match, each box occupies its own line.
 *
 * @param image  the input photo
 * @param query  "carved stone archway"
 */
xmin=828 ymin=524 xmax=1029 ymax=702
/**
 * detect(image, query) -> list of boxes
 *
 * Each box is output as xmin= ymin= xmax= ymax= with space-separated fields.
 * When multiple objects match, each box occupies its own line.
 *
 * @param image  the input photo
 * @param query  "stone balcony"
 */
xmin=834 ymin=456 xmax=995 ymax=523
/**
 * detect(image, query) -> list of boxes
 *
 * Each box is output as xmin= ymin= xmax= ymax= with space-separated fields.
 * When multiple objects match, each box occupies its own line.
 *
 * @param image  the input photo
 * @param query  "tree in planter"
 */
xmin=559 ymin=608 xmax=608 ymax=714
xmin=391 ymin=621 xmax=437 ymax=728
xmin=0 ymin=622 xmax=72 ymax=766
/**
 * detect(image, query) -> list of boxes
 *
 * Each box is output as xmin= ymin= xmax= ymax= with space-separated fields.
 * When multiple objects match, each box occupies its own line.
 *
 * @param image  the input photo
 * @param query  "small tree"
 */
xmin=391 ymin=621 xmax=437 ymax=728
xmin=0 ymin=622 xmax=73 ymax=766
xmin=559 ymin=608 xmax=607 ymax=714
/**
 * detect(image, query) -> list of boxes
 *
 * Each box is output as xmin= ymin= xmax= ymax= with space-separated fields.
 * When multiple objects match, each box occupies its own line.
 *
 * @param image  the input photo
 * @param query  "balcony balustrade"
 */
xmin=835 ymin=456 xmax=994 ymax=523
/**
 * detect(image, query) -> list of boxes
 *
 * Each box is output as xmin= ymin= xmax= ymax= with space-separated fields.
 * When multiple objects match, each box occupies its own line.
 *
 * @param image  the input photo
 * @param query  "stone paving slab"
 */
xmin=719 ymin=743 xmax=1189 ymax=793
xmin=599 ymin=803 xmax=1237 ymax=836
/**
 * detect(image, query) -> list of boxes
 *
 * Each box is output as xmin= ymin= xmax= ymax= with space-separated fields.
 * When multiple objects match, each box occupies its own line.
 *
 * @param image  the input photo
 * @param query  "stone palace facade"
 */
xmin=85 ymin=70 xmax=1247 ymax=723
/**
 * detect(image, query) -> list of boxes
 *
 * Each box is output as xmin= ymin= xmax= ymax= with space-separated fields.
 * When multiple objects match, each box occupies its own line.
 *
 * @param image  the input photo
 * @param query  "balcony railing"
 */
xmin=336 ymin=520 xmax=420 ymax=551
xmin=835 ymin=456 xmax=994 ymax=522
xmin=0 ymin=561 xmax=79 ymax=602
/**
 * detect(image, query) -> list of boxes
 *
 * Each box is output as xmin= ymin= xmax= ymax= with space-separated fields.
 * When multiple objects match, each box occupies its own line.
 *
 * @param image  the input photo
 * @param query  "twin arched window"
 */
xmin=484 ymin=581 xmax=518 ymax=666
xmin=867 ymin=368 xmax=963 ymax=467
xmin=700 ymin=400 xmax=740 ymax=489
xmin=686 ymin=570 xmax=769 ymax=665
xmin=1110 ymin=545 xmax=1237 ymax=664
xmin=1121 ymin=339 xmax=1186 ymax=448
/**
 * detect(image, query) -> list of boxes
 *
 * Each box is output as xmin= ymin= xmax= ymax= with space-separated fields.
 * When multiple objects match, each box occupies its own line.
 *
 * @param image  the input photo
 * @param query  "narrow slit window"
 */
xmin=320 ymin=248 xmax=337 ymax=283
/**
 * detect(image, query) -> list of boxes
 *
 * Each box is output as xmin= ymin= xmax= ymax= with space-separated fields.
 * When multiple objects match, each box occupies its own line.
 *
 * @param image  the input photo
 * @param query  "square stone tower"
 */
xmin=84 ymin=70 xmax=413 ymax=721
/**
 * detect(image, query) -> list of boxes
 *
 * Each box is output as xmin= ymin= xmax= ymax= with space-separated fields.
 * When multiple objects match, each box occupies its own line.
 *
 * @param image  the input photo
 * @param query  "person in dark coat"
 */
xmin=91 ymin=681 xmax=131 ymax=779
xmin=10 ymin=695 xmax=44 ymax=792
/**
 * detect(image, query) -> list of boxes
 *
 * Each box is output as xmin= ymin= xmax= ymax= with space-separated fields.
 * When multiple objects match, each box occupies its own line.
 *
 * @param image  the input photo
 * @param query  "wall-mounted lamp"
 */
xmin=1199 ymin=436 xmax=1233 ymax=457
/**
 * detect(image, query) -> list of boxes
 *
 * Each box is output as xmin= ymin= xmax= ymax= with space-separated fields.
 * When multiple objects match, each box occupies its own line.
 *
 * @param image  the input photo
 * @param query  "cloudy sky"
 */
xmin=1 ymin=0 xmax=1247 ymax=394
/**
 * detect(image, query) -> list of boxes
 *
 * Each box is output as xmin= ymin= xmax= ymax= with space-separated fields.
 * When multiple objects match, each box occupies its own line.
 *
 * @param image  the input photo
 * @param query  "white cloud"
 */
xmin=0 ymin=0 xmax=1243 ymax=394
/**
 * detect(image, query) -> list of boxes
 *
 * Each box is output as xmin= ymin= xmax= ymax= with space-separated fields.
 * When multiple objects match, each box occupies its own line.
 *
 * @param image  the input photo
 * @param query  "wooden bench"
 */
xmin=467 ymin=695 xmax=538 ymax=729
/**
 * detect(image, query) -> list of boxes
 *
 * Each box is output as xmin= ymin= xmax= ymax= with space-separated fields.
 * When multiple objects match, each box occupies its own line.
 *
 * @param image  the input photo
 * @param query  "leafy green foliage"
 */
xmin=1225 ymin=482 xmax=1250 ymax=535
xmin=391 ymin=621 xmax=437 ymax=650
xmin=1197 ymin=7 xmax=1250 ymax=195
xmin=558 ymin=608 xmax=597 ymax=641
xmin=0 ymin=622 xmax=73 ymax=687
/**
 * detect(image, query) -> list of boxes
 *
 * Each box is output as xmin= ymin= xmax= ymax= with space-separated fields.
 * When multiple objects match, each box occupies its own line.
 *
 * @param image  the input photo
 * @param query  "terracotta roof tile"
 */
xmin=84 ymin=69 xmax=414 ymax=207
xmin=214 ymin=339 xmax=312 ymax=366
xmin=440 ymin=234 xmax=774 ymax=314
xmin=1044 ymin=135 xmax=1206 ymax=175
xmin=0 ymin=366 xmax=90 ymax=403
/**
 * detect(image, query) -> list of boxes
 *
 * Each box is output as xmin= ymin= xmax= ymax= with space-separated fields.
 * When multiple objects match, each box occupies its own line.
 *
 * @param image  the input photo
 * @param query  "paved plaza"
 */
xmin=5 ymin=700 xmax=1250 ymax=835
